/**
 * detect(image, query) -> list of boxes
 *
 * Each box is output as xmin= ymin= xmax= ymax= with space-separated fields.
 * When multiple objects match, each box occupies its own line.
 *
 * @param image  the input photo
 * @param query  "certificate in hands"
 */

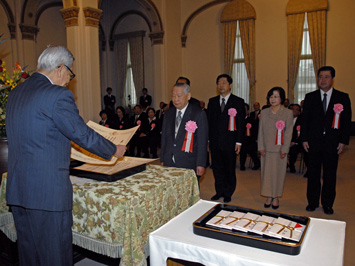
xmin=70 ymin=121 xmax=139 ymax=165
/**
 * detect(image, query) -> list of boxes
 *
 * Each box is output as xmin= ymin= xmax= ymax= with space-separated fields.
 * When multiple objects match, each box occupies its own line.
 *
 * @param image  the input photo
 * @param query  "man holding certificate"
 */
xmin=6 ymin=46 xmax=126 ymax=265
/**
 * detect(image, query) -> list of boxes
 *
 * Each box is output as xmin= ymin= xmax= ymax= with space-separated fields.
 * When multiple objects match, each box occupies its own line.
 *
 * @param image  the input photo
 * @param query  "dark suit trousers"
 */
xmin=288 ymin=144 xmax=301 ymax=168
xmin=307 ymin=142 xmax=339 ymax=208
xmin=240 ymin=142 xmax=260 ymax=168
xmin=11 ymin=206 xmax=73 ymax=266
xmin=211 ymin=147 xmax=237 ymax=197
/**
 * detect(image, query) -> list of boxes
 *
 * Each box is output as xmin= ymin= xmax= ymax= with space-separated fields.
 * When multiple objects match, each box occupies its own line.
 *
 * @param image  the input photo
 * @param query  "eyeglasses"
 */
xmin=64 ymin=65 xmax=76 ymax=81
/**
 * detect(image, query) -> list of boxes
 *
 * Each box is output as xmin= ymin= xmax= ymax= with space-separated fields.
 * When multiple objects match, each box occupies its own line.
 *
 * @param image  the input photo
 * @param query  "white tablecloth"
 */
xmin=149 ymin=200 xmax=346 ymax=266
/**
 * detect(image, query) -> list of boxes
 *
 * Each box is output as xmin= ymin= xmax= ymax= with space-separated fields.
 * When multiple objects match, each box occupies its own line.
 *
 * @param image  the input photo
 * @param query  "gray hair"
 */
xmin=174 ymin=82 xmax=191 ymax=94
xmin=37 ymin=46 xmax=75 ymax=72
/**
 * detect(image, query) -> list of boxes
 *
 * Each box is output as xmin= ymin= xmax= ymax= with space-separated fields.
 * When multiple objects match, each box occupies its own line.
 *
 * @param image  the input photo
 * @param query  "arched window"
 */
xmin=287 ymin=0 xmax=328 ymax=103
xmin=220 ymin=0 xmax=256 ymax=105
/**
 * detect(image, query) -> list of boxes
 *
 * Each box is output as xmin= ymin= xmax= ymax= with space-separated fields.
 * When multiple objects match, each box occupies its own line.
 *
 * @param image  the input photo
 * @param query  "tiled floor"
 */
xmin=76 ymin=136 xmax=355 ymax=265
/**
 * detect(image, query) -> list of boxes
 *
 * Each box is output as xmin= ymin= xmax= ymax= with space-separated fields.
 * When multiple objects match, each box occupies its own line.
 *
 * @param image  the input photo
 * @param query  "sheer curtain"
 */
xmin=222 ymin=21 xmax=237 ymax=76
xmin=287 ymin=13 xmax=305 ymax=103
xmin=129 ymin=36 xmax=144 ymax=102
xmin=117 ymin=39 xmax=128 ymax=106
xmin=124 ymin=43 xmax=137 ymax=110
xmin=232 ymin=21 xmax=250 ymax=104
xmin=294 ymin=16 xmax=316 ymax=103
xmin=239 ymin=19 xmax=255 ymax=105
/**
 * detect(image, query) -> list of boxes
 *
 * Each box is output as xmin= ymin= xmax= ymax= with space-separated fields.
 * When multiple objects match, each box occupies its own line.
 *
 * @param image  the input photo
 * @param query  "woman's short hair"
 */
xmin=37 ymin=46 xmax=75 ymax=72
xmin=146 ymin=107 xmax=156 ymax=114
xmin=266 ymin=87 xmax=286 ymax=105
xmin=116 ymin=106 xmax=126 ymax=115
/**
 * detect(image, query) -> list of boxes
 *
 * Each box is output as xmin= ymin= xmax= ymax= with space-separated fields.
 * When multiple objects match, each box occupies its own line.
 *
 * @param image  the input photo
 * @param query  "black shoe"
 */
xmin=323 ymin=206 xmax=334 ymax=215
xmin=240 ymin=166 xmax=246 ymax=171
xmin=223 ymin=196 xmax=231 ymax=203
xmin=272 ymin=198 xmax=279 ymax=209
xmin=252 ymin=165 xmax=260 ymax=170
xmin=306 ymin=205 xmax=318 ymax=212
xmin=211 ymin=194 xmax=222 ymax=201
xmin=264 ymin=197 xmax=272 ymax=208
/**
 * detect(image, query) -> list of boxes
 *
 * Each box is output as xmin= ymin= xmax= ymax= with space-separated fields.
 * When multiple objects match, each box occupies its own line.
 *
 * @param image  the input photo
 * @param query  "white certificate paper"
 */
xmin=73 ymin=156 xmax=157 ymax=175
xmin=70 ymin=121 xmax=139 ymax=165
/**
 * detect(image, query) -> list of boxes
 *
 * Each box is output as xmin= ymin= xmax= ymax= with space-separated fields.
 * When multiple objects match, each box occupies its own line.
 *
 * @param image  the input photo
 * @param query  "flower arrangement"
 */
xmin=0 ymin=34 xmax=31 ymax=137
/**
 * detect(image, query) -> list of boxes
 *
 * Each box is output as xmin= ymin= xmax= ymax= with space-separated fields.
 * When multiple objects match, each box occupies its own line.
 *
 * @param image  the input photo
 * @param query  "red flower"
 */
xmin=21 ymin=72 xmax=29 ymax=79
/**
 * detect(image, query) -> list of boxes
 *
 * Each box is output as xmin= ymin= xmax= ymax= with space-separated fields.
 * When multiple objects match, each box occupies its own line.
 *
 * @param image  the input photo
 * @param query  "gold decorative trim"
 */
xmin=83 ymin=7 xmax=103 ymax=28
xmin=60 ymin=7 xmax=80 ymax=27
xmin=19 ymin=24 xmax=39 ymax=41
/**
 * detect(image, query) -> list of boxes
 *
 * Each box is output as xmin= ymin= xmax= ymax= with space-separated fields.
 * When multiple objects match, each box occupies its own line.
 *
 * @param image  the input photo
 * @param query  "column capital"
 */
xmin=8 ymin=23 xmax=16 ymax=39
xmin=83 ymin=7 xmax=103 ymax=28
xmin=19 ymin=24 xmax=39 ymax=40
xmin=149 ymin=31 xmax=164 ymax=45
xmin=60 ymin=7 xmax=80 ymax=27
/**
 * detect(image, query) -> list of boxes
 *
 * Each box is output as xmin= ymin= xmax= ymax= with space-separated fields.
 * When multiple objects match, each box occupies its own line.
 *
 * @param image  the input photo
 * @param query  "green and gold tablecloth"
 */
xmin=0 ymin=164 xmax=200 ymax=266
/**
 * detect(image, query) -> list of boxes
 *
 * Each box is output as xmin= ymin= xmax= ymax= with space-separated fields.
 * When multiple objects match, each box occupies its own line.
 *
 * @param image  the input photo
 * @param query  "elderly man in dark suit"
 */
xmin=208 ymin=74 xmax=245 ymax=203
xmin=301 ymin=66 xmax=352 ymax=215
xmin=161 ymin=83 xmax=208 ymax=180
xmin=6 ymin=46 xmax=126 ymax=265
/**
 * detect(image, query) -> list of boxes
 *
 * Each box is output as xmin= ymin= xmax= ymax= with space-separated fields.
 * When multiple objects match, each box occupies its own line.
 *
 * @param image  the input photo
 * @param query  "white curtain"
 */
xmin=129 ymin=36 xmax=144 ymax=102
xmin=116 ymin=39 xmax=128 ymax=106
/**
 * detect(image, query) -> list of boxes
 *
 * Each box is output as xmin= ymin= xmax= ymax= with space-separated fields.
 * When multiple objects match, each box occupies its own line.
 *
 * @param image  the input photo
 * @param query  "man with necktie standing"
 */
xmin=160 ymin=83 xmax=208 ymax=182
xmin=207 ymin=74 xmax=245 ymax=203
xmin=301 ymin=66 xmax=352 ymax=215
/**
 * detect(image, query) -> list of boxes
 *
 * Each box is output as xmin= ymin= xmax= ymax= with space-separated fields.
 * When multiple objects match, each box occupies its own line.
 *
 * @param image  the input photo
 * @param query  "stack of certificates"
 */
xmin=206 ymin=210 xmax=305 ymax=242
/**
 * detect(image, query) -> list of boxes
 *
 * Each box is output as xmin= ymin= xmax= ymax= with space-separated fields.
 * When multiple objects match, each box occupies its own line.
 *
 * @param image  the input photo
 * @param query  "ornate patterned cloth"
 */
xmin=0 ymin=164 xmax=200 ymax=266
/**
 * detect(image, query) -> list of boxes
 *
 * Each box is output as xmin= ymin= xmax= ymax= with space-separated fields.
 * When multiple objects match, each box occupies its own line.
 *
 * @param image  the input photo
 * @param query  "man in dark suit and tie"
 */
xmin=161 ymin=83 xmax=208 ymax=180
xmin=104 ymin=87 xmax=116 ymax=117
xmin=208 ymin=74 xmax=245 ymax=203
xmin=301 ymin=66 xmax=352 ymax=215
xmin=139 ymin=88 xmax=152 ymax=110
xmin=5 ymin=46 xmax=126 ymax=265
xmin=128 ymin=104 xmax=149 ymax=157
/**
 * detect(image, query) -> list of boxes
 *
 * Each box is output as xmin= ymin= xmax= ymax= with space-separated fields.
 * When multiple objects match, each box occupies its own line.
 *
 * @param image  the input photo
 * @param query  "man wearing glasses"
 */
xmin=6 ymin=46 xmax=126 ymax=265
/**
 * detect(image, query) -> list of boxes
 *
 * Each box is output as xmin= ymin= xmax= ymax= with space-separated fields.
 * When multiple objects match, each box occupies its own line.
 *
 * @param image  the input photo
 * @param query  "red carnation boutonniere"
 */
xmin=332 ymin=104 xmax=343 ymax=129
xmin=228 ymin=108 xmax=237 ymax=131
xmin=275 ymin=120 xmax=285 ymax=145
xmin=182 ymin=121 xmax=198 ymax=153
xmin=246 ymin=123 xmax=252 ymax=136
xmin=296 ymin=125 xmax=301 ymax=137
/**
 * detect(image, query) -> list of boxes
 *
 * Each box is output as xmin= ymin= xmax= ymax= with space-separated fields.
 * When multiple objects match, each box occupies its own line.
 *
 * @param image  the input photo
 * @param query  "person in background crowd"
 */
xmin=161 ymin=83 xmax=208 ymax=183
xmin=104 ymin=87 xmax=116 ymax=117
xmin=128 ymin=104 xmax=149 ymax=157
xmin=139 ymin=88 xmax=152 ymax=110
xmin=301 ymin=66 xmax=352 ymax=215
xmin=240 ymin=103 xmax=260 ymax=171
xmin=284 ymin=98 xmax=290 ymax=108
xmin=99 ymin=110 xmax=114 ymax=128
xmin=5 ymin=46 xmax=126 ymax=266
xmin=146 ymin=107 xmax=160 ymax=158
xmin=208 ymin=74 xmax=245 ymax=203
xmin=258 ymin=87 xmax=293 ymax=209
xmin=288 ymin=104 xmax=302 ymax=173
xmin=114 ymin=106 xmax=129 ymax=130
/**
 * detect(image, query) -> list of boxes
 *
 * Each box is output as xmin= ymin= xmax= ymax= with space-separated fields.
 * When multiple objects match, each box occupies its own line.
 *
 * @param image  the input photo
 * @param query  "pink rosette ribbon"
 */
xmin=296 ymin=125 xmax=301 ymax=137
xmin=332 ymin=103 xmax=343 ymax=129
xmin=151 ymin=123 xmax=156 ymax=130
xmin=258 ymin=114 xmax=261 ymax=119
xmin=228 ymin=108 xmax=237 ymax=131
xmin=275 ymin=120 xmax=285 ymax=145
xmin=119 ymin=125 xmax=123 ymax=129
xmin=246 ymin=123 xmax=252 ymax=136
xmin=137 ymin=120 xmax=141 ymax=130
xmin=182 ymin=121 xmax=198 ymax=153
xmin=105 ymin=124 xmax=109 ymax=128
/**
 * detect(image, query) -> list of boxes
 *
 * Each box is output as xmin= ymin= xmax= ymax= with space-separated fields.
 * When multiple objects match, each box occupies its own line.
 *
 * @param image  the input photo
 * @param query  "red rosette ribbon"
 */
xmin=105 ymin=124 xmax=109 ymax=128
xmin=332 ymin=104 xmax=343 ymax=129
xmin=182 ymin=121 xmax=198 ymax=153
xmin=246 ymin=123 xmax=252 ymax=136
xmin=296 ymin=125 xmax=301 ymax=137
xmin=228 ymin=108 xmax=237 ymax=131
xmin=275 ymin=120 xmax=285 ymax=145
xmin=151 ymin=123 xmax=156 ymax=130
xmin=119 ymin=125 xmax=123 ymax=129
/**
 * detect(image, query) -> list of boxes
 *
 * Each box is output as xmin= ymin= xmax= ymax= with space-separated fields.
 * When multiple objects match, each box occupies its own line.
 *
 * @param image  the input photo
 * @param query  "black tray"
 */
xmin=193 ymin=203 xmax=310 ymax=255
xmin=69 ymin=160 xmax=146 ymax=182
